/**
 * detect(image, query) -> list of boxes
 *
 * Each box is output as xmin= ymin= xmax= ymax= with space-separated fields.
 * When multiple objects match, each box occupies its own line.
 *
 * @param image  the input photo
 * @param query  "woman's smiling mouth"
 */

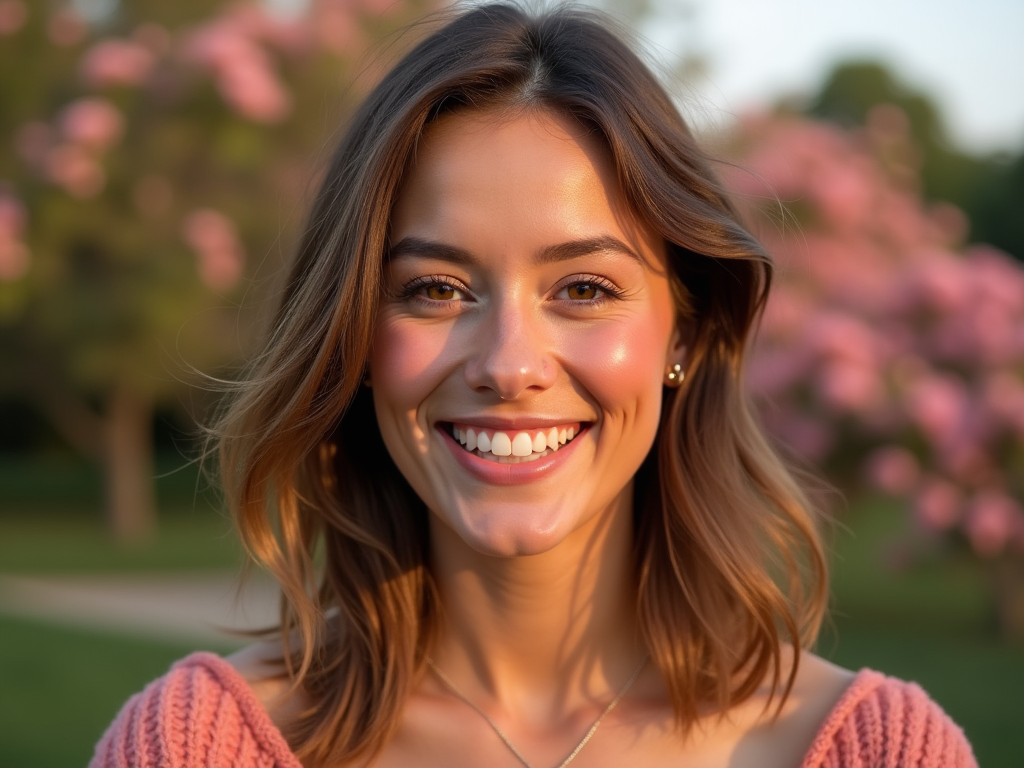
xmin=436 ymin=419 xmax=590 ymax=485
xmin=447 ymin=422 xmax=583 ymax=464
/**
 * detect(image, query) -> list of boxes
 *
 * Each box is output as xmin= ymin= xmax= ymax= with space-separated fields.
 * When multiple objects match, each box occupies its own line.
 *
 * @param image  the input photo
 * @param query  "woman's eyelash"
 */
xmin=557 ymin=275 xmax=625 ymax=301
xmin=400 ymin=275 xmax=469 ymax=301
xmin=397 ymin=274 xmax=624 ymax=304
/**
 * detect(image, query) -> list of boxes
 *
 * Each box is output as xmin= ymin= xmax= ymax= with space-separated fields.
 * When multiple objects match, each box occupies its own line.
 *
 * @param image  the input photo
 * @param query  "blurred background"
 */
xmin=0 ymin=0 xmax=1021 ymax=765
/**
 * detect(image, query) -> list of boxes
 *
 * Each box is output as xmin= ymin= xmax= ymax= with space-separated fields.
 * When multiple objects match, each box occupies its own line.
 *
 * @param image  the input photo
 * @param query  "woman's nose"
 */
xmin=462 ymin=300 xmax=557 ymax=400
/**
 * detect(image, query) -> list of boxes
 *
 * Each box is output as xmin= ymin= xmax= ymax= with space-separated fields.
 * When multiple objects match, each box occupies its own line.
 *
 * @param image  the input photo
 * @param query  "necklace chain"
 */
xmin=425 ymin=653 xmax=649 ymax=768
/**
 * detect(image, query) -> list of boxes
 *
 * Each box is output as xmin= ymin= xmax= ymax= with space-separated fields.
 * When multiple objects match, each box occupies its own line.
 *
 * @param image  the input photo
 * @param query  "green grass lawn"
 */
xmin=0 ymin=454 xmax=218 ymax=514
xmin=0 ymin=515 xmax=243 ymax=573
xmin=0 ymin=454 xmax=243 ymax=573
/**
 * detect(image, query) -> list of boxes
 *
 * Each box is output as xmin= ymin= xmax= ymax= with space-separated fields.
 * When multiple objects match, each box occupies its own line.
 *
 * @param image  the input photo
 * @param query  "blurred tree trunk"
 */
xmin=103 ymin=384 xmax=156 ymax=544
xmin=32 ymin=378 xmax=157 ymax=543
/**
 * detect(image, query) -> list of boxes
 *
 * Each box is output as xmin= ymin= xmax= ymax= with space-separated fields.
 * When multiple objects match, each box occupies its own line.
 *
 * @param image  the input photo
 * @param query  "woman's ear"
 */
xmin=663 ymin=322 xmax=690 ymax=387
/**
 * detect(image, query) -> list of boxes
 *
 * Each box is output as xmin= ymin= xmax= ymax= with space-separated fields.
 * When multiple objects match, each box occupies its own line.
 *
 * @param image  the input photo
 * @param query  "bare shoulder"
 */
xmin=721 ymin=649 xmax=857 ymax=768
xmin=735 ymin=647 xmax=857 ymax=721
xmin=225 ymin=639 xmax=306 ymax=731
xmin=785 ymin=649 xmax=858 ymax=707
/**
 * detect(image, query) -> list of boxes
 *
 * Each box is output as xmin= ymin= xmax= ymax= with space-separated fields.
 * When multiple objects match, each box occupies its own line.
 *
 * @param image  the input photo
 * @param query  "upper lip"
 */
xmin=437 ymin=416 xmax=591 ymax=430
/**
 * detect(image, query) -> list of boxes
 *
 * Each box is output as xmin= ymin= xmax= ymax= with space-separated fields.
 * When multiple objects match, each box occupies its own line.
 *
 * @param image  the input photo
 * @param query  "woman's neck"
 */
xmin=426 ymin=485 xmax=644 ymax=715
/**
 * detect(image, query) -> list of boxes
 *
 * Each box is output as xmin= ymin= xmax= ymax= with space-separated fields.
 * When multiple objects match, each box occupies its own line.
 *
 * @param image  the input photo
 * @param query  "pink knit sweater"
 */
xmin=90 ymin=652 xmax=977 ymax=768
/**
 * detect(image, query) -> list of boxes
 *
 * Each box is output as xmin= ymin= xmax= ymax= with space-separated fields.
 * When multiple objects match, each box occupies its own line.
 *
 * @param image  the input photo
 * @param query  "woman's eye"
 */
xmin=401 ymin=276 xmax=468 ymax=305
xmin=565 ymin=283 xmax=599 ymax=300
xmin=425 ymin=283 xmax=459 ymax=301
xmin=557 ymin=277 xmax=621 ymax=303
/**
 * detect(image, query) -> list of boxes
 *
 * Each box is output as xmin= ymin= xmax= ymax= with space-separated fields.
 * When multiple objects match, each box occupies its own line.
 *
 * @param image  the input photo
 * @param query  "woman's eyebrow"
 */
xmin=387 ymin=235 xmax=642 ymax=265
xmin=387 ymin=237 xmax=475 ymax=264
xmin=536 ymin=235 xmax=642 ymax=265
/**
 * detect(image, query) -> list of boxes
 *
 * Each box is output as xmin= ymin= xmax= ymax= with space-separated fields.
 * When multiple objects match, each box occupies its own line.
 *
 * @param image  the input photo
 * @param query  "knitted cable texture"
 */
xmin=89 ymin=652 xmax=302 ymax=768
xmin=799 ymin=669 xmax=977 ymax=768
xmin=90 ymin=653 xmax=977 ymax=768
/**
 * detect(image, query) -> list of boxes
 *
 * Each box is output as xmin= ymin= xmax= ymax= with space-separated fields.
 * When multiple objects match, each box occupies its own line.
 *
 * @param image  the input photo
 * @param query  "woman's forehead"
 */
xmin=391 ymin=107 xmax=664 ymax=267
xmin=406 ymin=108 xmax=613 ymax=201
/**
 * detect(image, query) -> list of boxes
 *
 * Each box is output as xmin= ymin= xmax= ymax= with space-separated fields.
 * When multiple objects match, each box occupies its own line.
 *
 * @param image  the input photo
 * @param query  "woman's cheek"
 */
xmin=560 ymin=315 xmax=668 ymax=410
xmin=370 ymin=315 xmax=456 ymax=408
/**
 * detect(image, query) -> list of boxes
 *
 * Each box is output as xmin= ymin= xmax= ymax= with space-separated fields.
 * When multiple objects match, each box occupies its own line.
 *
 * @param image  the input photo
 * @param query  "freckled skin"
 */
xmin=370 ymin=108 xmax=684 ymax=557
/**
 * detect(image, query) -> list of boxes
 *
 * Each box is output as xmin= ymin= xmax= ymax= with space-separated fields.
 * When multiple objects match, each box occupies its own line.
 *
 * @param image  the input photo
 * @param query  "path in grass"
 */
xmin=0 ymin=571 xmax=278 ymax=645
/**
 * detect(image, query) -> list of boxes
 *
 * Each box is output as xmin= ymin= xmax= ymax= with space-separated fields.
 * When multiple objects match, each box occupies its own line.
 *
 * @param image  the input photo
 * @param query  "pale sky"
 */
xmin=610 ymin=0 xmax=1024 ymax=155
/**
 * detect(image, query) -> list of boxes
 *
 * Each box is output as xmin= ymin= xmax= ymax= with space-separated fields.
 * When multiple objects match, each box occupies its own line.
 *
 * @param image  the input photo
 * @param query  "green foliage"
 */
xmin=829 ymin=499 xmax=995 ymax=634
xmin=972 ymin=150 xmax=1024 ymax=263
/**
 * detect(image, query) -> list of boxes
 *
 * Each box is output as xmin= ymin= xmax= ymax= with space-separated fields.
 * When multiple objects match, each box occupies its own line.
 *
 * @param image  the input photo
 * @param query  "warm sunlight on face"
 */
xmin=369 ymin=108 xmax=684 ymax=557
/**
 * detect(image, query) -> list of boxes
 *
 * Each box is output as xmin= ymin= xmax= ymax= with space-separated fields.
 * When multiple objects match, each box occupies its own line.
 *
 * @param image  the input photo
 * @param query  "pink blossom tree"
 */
xmin=722 ymin=107 xmax=1024 ymax=635
xmin=0 ymin=0 xmax=433 ymax=541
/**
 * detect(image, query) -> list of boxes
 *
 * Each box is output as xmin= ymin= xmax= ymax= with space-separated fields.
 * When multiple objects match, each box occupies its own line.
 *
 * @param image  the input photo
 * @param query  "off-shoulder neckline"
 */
xmin=797 ymin=667 xmax=886 ymax=768
xmin=175 ymin=651 xmax=883 ymax=767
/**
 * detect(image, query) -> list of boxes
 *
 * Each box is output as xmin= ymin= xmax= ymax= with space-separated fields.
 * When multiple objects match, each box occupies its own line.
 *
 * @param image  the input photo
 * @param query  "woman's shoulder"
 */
xmin=799 ymin=660 xmax=978 ymax=768
xmin=224 ymin=640 xmax=306 ymax=728
xmin=89 ymin=650 xmax=302 ymax=768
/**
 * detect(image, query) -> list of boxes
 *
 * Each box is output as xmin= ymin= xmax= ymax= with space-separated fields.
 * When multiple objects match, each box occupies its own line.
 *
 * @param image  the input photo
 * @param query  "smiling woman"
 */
xmin=90 ymin=4 xmax=976 ymax=768
xmin=372 ymin=109 xmax=681 ymax=556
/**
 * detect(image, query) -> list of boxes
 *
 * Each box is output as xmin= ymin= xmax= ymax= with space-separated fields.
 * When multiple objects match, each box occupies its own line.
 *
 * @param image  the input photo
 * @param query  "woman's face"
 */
xmin=370 ymin=108 xmax=684 ymax=557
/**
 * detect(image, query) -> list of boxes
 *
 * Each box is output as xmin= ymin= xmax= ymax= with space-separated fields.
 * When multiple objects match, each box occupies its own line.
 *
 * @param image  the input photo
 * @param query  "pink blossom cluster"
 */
xmin=0 ymin=192 xmax=30 ymax=280
xmin=181 ymin=208 xmax=245 ymax=291
xmin=48 ymin=7 xmax=87 ymax=47
xmin=6 ymin=1 xmax=423 ymax=294
xmin=176 ymin=0 xmax=423 ymax=122
xmin=727 ymin=110 xmax=1024 ymax=558
xmin=180 ymin=4 xmax=303 ymax=123
xmin=15 ymin=99 xmax=124 ymax=198
xmin=81 ymin=38 xmax=157 ymax=87
xmin=0 ymin=0 xmax=27 ymax=36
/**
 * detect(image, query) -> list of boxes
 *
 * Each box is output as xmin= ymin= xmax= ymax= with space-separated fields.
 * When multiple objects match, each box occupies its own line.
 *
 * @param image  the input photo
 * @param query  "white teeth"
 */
xmin=478 ymin=449 xmax=547 ymax=464
xmin=490 ymin=432 xmax=512 ymax=456
xmin=532 ymin=431 xmax=546 ymax=453
xmin=453 ymin=423 xmax=581 ymax=457
xmin=511 ymin=432 xmax=534 ymax=457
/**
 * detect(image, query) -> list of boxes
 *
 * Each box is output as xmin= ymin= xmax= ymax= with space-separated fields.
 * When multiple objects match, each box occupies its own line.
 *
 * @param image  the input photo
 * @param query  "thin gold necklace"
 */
xmin=425 ymin=653 xmax=649 ymax=768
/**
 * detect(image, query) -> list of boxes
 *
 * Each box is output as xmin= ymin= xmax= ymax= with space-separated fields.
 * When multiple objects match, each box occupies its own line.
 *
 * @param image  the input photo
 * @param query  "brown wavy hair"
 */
xmin=212 ymin=3 xmax=829 ymax=765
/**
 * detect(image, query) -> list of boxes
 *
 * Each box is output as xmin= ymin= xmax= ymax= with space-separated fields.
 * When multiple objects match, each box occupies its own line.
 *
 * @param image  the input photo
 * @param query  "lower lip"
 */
xmin=440 ymin=425 xmax=588 ymax=486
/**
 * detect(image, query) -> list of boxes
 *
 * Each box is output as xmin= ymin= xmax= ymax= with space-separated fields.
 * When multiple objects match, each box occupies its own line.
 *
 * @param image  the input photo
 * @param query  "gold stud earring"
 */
xmin=666 ymin=363 xmax=684 ymax=386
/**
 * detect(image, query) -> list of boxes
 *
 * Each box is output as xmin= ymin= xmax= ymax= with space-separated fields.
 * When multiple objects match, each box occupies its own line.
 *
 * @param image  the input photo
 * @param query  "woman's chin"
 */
xmin=434 ymin=500 xmax=582 ymax=559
